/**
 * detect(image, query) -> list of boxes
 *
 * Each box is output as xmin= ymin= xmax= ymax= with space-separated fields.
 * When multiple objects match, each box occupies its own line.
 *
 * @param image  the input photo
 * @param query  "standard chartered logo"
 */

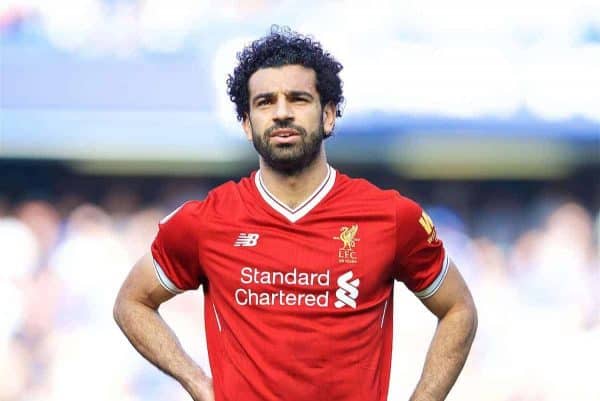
xmin=334 ymin=270 xmax=360 ymax=309
xmin=234 ymin=267 xmax=360 ymax=309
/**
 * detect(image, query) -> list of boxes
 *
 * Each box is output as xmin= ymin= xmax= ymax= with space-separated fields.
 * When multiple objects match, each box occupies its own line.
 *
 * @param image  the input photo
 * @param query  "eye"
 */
xmin=256 ymin=98 xmax=271 ymax=107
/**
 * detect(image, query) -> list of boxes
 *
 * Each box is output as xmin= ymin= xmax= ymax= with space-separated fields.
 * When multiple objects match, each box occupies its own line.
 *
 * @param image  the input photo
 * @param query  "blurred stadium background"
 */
xmin=1 ymin=1 xmax=599 ymax=400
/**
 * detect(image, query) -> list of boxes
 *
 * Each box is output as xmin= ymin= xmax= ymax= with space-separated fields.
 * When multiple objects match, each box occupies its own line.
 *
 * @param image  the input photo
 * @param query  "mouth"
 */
xmin=270 ymin=129 xmax=300 ymax=138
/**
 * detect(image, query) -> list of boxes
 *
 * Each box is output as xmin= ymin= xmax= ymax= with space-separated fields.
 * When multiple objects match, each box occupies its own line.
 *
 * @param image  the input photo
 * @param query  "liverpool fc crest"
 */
xmin=333 ymin=224 xmax=359 ymax=264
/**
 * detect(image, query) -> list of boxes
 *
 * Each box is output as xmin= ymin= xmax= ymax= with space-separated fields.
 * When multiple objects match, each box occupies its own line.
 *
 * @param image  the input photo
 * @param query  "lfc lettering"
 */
xmin=338 ymin=249 xmax=357 ymax=262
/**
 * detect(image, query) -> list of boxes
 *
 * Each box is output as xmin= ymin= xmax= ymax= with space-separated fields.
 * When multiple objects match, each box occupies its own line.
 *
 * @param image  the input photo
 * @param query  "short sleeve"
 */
xmin=151 ymin=201 xmax=205 ymax=293
xmin=393 ymin=194 xmax=449 ymax=299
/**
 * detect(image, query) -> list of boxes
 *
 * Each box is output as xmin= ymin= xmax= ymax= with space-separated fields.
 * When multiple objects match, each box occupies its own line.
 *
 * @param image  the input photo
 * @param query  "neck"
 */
xmin=258 ymin=150 xmax=329 ymax=210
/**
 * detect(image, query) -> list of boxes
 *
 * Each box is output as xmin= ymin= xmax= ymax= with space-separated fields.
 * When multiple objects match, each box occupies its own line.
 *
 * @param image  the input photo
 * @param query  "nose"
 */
xmin=273 ymin=97 xmax=293 ymax=122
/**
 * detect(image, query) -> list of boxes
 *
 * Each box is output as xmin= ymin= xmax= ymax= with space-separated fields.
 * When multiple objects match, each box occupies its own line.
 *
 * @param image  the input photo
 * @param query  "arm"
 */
xmin=409 ymin=260 xmax=478 ymax=401
xmin=113 ymin=253 xmax=214 ymax=401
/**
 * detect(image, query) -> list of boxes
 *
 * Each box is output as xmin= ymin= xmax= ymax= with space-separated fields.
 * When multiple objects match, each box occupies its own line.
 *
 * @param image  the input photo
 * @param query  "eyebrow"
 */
xmin=251 ymin=91 xmax=315 ymax=104
xmin=287 ymin=91 xmax=314 ymax=100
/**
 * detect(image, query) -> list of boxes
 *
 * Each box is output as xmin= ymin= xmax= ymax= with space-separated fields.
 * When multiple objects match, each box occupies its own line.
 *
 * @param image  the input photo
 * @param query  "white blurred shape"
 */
xmin=0 ymin=218 xmax=33 ymax=381
xmin=139 ymin=0 xmax=209 ymax=53
xmin=0 ymin=281 xmax=24 ymax=345
xmin=213 ymin=36 xmax=255 ymax=134
xmin=0 ymin=0 xmax=37 ymax=15
xmin=296 ymin=0 xmax=600 ymax=121
xmin=343 ymin=42 xmax=520 ymax=117
xmin=37 ymin=0 xmax=104 ymax=51
xmin=0 ymin=217 xmax=39 ymax=280
xmin=394 ymin=0 xmax=587 ymax=46
xmin=0 ymin=338 xmax=28 ymax=400
xmin=96 ymin=1 xmax=140 ymax=58
xmin=47 ymin=327 xmax=139 ymax=401
xmin=524 ymin=44 xmax=600 ymax=121
xmin=50 ymin=205 xmax=130 ymax=317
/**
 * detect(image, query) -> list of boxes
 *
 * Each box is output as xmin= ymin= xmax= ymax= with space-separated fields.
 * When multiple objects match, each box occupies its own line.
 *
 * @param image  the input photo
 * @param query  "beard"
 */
xmin=250 ymin=119 xmax=325 ymax=176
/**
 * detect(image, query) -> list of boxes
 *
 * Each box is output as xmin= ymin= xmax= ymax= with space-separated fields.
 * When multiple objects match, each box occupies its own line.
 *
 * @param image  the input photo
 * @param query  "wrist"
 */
xmin=180 ymin=370 xmax=213 ymax=401
xmin=180 ymin=369 xmax=210 ymax=389
xmin=409 ymin=389 xmax=438 ymax=401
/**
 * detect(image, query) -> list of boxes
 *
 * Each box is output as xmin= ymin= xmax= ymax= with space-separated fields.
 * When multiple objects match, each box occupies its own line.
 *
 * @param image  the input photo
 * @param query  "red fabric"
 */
xmin=151 ymin=201 xmax=205 ymax=291
xmin=150 ymin=171 xmax=445 ymax=401
xmin=393 ymin=194 xmax=446 ymax=293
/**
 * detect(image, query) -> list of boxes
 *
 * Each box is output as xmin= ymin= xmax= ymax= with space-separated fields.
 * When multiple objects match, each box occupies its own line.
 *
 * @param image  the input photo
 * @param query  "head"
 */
xmin=227 ymin=26 xmax=344 ymax=175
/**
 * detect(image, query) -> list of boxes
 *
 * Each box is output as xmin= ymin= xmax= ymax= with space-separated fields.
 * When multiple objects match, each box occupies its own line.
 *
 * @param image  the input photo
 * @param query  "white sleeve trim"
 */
xmin=152 ymin=258 xmax=185 ymax=294
xmin=414 ymin=253 xmax=450 ymax=300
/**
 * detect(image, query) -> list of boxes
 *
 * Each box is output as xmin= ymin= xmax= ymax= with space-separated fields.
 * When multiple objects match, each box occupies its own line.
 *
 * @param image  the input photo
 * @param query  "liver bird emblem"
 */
xmin=338 ymin=224 xmax=359 ymax=249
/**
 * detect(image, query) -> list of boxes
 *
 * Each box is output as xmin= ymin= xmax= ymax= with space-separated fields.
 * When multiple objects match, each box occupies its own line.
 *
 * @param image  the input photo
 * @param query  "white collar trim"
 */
xmin=255 ymin=165 xmax=336 ymax=223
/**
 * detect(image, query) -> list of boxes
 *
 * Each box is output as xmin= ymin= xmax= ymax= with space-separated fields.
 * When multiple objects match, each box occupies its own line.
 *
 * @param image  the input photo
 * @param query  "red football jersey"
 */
xmin=151 ymin=166 xmax=448 ymax=401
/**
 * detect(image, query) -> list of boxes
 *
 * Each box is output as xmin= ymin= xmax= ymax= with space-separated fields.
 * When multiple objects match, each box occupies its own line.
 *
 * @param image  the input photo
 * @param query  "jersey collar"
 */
xmin=254 ymin=165 xmax=336 ymax=223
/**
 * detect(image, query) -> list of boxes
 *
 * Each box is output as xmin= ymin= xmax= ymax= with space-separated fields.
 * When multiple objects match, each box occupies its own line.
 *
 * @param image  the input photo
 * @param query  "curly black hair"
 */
xmin=227 ymin=25 xmax=344 ymax=127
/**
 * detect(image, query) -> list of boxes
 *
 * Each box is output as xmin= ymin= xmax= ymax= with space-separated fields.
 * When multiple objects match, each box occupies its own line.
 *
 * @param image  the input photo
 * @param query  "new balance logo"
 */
xmin=335 ymin=270 xmax=360 ymax=309
xmin=234 ymin=233 xmax=260 ymax=247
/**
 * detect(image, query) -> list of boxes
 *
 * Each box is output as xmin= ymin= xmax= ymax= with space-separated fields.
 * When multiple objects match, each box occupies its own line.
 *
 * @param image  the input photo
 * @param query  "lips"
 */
xmin=270 ymin=129 xmax=300 ymax=138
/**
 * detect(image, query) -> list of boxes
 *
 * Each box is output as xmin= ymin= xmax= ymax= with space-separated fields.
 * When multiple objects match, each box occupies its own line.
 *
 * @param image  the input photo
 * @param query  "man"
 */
xmin=114 ymin=26 xmax=477 ymax=401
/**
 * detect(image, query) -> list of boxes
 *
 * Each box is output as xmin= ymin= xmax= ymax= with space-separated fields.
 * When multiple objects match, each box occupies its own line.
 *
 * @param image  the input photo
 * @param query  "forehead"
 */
xmin=247 ymin=65 xmax=317 ymax=96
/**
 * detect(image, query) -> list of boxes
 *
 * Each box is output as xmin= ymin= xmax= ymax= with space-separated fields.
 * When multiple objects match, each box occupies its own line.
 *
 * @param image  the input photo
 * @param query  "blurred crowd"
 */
xmin=0 ymin=180 xmax=598 ymax=401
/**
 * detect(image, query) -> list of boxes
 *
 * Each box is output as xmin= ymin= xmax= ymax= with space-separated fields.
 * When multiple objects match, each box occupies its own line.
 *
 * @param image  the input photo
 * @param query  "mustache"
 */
xmin=264 ymin=122 xmax=307 ymax=137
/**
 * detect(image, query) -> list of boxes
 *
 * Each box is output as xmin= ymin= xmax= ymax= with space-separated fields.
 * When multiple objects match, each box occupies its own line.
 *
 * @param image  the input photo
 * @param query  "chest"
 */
xmin=197 ymin=215 xmax=396 ymax=309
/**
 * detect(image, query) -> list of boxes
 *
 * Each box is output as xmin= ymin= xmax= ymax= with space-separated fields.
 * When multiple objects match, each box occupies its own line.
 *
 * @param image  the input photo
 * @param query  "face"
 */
xmin=243 ymin=65 xmax=335 ymax=175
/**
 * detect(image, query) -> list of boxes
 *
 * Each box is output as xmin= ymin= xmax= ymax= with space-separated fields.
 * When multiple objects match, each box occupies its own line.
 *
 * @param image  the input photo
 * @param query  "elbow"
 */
xmin=113 ymin=293 xmax=126 ymax=327
xmin=450 ymin=297 xmax=478 ymax=343
xmin=471 ymin=307 xmax=478 ymax=340
xmin=113 ymin=299 xmax=122 ymax=326
xmin=466 ymin=298 xmax=478 ymax=342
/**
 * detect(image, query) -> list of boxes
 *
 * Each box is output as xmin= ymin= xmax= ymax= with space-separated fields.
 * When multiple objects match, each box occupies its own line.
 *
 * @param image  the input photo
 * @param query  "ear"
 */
xmin=242 ymin=114 xmax=252 ymax=141
xmin=322 ymin=102 xmax=336 ymax=136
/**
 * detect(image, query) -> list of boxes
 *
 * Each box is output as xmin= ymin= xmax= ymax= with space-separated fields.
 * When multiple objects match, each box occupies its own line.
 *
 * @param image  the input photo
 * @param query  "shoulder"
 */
xmin=157 ymin=179 xmax=242 ymax=226
xmin=200 ymin=174 xmax=255 ymax=212
xmin=334 ymin=170 xmax=423 ymax=219
xmin=161 ymin=173 xmax=256 ymax=227
xmin=335 ymin=171 xmax=387 ymax=197
xmin=334 ymin=171 xmax=415 ymax=205
xmin=156 ymin=200 xmax=206 ymax=242
xmin=160 ymin=200 xmax=202 ymax=225
xmin=205 ymin=178 xmax=244 ymax=199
